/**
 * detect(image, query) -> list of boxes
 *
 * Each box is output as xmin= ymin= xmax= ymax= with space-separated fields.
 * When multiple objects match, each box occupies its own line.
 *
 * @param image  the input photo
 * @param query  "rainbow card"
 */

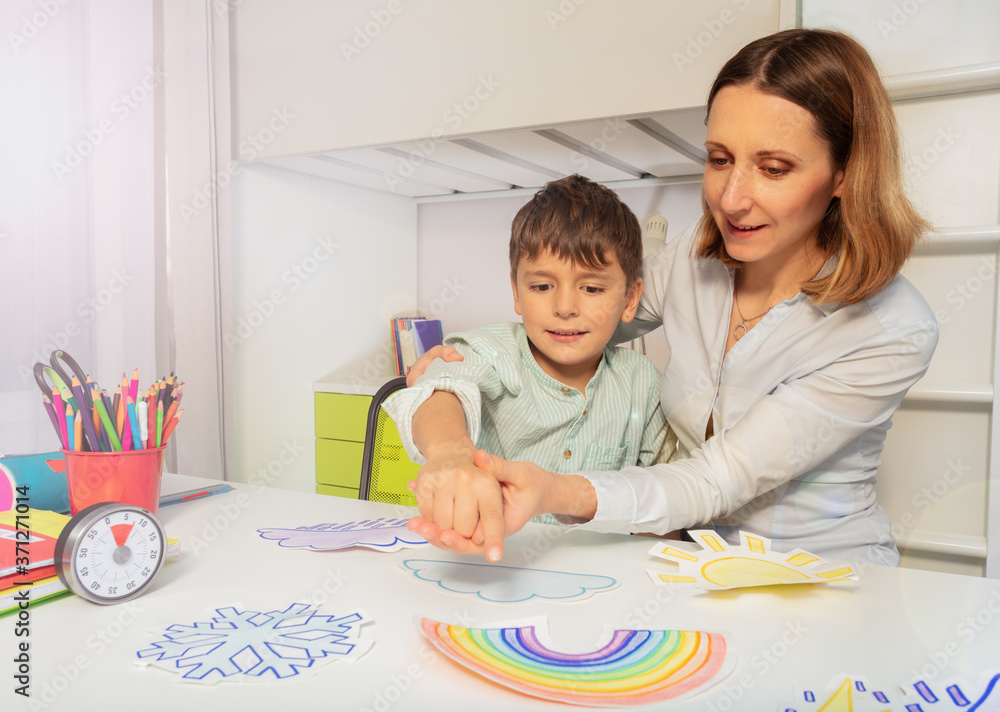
xmin=419 ymin=617 xmax=735 ymax=707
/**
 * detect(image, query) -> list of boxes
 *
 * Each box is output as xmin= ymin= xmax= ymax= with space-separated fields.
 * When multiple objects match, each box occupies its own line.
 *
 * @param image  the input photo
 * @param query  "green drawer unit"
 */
xmin=367 ymin=414 xmax=419 ymax=507
xmin=314 ymin=389 xmax=420 ymax=503
xmin=316 ymin=438 xmax=365 ymax=490
xmin=315 ymin=392 xmax=372 ymax=441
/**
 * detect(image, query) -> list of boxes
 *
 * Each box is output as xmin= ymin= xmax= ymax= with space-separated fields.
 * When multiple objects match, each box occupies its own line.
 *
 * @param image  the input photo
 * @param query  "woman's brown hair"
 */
xmin=695 ymin=29 xmax=928 ymax=304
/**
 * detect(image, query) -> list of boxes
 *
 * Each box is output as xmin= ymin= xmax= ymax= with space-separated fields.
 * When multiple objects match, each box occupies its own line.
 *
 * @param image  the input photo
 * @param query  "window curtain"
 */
xmin=1 ymin=0 xmax=231 ymax=481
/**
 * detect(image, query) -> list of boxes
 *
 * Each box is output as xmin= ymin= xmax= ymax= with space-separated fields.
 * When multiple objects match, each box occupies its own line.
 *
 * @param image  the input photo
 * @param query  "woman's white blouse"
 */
xmin=573 ymin=229 xmax=939 ymax=566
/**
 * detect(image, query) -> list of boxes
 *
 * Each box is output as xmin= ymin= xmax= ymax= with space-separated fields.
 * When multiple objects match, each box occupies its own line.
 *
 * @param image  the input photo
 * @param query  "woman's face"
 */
xmin=703 ymin=84 xmax=844 ymax=270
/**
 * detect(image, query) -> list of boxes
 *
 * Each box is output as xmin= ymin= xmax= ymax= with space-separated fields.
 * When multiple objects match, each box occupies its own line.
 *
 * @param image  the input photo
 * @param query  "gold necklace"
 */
xmin=732 ymin=292 xmax=772 ymax=341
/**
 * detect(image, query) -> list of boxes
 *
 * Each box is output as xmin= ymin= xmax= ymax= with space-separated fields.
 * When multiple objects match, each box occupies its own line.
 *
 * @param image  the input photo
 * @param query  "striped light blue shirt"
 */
xmin=383 ymin=322 xmax=667 ymax=492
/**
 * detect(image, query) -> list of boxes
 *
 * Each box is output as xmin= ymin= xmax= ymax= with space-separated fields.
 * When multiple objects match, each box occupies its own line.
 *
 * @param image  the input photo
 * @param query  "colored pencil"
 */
xmin=128 ymin=367 xmax=139 ymax=402
xmin=163 ymin=400 xmax=180 ymax=433
xmin=70 ymin=376 xmax=99 ymax=452
xmin=65 ymin=403 xmax=74 ymax=451
xmin=147 ymin=390 xmax=156 ymax=447
xmin=52 ymin=387 xmax=68 ymax=449
xmin=126 ymin=395 xmax=143 ymax=451
xmin=161 ymin=409 xmax=183 ymax=443
xmin=41 ymin=394 xmax=61 ymax=442
xmin=73 ymin=411 xmax=82 ymax=452
xmin=155 ymin=401 xmax=164 ymax=448
xmin=91 ymin=386 xmax=121 ymax=452
xmin=137 ymin=399 xmax=149 ymax=449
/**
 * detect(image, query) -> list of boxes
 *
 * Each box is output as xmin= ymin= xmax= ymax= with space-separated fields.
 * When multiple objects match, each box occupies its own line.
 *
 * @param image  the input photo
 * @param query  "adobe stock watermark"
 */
xmin=178 ymin=107 xmax=295 ymax=222
xmin=934 ymin=255 xmax=995 ymax=327
xmin=223 ymin=235 xmax=340 ymax=353
xmin=672 ymin=0 xmax=750 ymax=72
xmin=569 ymin=118 xmax=625 ymax=173
xmin=909 ymin=587 xmax=1000 ymax=684
xmin=878 ymin=0 xmax=934 ymax=39
xmin=358 ymin=609 xmax=475 ymax=712
xmin=704 ymin=619 xmax=808 ymax=712
xmin=23 ymin=602 xmax=144 ymax=709
xmin=7 ymin=0 xmax=72 ymax=53
xmin=212 ymin=0 xmax=244 ymax=20
xmin=623 ymin=581 xmax=680 ymax=628
xmin=18 ymin=269 xmax=136 ymax=386
xmin=340 ymin=0 xmax=406 ymax=63
xmin=350 ymin=278 xmax=468 ymax=387
xmin=51 ymin=66 xmax=167 ymax=182
xmin=188 ymin=440 xmax=307 ymax=555
xmin=546 ymin=0 xmax=587 ymax=30
xmin=892 ymin=458 xmax=971 ymax=542
xmin=905 ymin=126 xmax=961 ymax=184
xmin=385 ymin=75 xmax=501 ymax=190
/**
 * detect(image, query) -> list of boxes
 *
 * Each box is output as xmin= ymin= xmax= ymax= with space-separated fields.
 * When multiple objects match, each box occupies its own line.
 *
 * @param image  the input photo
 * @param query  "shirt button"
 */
xmin=561 ymin=387 xmax=571 ymax=394
xmin=563 ymin=449 xmax=571 ymax=459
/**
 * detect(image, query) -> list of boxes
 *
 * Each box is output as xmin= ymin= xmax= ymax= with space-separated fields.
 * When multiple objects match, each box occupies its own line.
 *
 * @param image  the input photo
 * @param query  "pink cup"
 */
xmin=62 ymin=446 xmax=165 ymax=515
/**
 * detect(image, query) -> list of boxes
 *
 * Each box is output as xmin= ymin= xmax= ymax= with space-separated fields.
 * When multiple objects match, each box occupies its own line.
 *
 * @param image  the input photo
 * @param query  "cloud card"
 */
xmin=258 ymin=517 xmax=428 ymax=552
xmin=401 ymin=558 xmax=619 ymax=603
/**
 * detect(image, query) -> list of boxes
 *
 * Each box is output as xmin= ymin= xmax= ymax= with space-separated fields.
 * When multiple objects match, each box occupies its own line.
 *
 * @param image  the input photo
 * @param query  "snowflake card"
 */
xmin=647 ymin=530 xmax=858 ymax=590
xmin=136 ymin=603 xmax=372 ymax=684
xmin=258 ymin=517 xmax=429 ymax=552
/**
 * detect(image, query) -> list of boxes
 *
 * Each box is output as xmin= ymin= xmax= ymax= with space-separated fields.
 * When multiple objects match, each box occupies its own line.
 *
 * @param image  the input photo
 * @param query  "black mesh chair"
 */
xmin=359 ymin=377 xmax=420 ymax=506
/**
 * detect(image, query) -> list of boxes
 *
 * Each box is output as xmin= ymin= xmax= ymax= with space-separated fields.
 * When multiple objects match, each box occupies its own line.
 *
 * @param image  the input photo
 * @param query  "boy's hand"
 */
xmin=405 ymin=345 xmax=464 ymax=386
xmin=409 ymin=444 xmax=505 ymax=559
xmin=408 ymin=450 xmax=551 ymax=561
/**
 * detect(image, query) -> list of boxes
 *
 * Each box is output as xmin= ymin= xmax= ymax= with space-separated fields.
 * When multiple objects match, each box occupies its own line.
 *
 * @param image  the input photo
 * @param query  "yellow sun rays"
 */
xmin=646 ymin=530 xmax=858 ymax=590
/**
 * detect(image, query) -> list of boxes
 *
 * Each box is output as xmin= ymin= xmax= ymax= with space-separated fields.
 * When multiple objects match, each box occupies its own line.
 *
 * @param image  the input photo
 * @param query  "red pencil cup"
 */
xmin=62 ymin=446 xmax=166 ymax=515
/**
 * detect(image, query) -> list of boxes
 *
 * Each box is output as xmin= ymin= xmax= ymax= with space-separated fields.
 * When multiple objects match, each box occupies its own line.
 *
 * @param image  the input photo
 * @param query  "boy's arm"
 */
xmin=410 ymin=391 xmax=505 ymax=561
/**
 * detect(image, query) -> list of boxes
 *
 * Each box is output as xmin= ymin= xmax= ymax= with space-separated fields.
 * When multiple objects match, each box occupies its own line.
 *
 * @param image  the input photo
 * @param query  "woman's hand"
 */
xmin=406 ymin=344 xmax=464 ymax=386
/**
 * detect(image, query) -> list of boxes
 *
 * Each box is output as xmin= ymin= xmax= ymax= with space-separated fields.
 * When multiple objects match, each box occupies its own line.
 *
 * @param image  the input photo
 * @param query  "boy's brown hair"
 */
xmin=509 ymin=174 xmax=642 ymax=286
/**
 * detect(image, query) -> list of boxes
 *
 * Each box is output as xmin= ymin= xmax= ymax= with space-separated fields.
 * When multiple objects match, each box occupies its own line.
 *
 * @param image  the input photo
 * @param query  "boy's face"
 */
xmin=511 ymin=248 xmax=642 ymax=391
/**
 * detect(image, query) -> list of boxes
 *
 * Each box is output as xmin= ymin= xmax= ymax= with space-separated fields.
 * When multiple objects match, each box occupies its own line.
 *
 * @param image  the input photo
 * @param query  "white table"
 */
xmin=5 ymin=473 xmax=1000 ymax=711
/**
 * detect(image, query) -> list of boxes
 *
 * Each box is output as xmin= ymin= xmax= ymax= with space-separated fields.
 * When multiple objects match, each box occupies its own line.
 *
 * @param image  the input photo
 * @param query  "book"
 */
xmin=0 ymin=452 xmax=69 ymax=514
xmin=0 ymin=508 xmax=71 ymax=578
xmin=391 ymin=317 xmax=444 ymax=376
xmin=0 ymin=537 xmax=181 ymax=616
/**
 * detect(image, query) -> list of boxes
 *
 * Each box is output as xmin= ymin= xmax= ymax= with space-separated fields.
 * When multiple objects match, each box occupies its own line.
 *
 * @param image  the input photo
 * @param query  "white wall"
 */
xmin=228 ymin=164 xmax=416 ymax=491
xmin=803 ymin=0 xmax=1000 ymax=577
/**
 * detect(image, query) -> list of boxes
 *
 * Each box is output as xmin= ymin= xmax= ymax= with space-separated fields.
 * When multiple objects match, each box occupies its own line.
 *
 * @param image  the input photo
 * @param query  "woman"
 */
xmin=407 ymin=28 xmax=938 ymax=567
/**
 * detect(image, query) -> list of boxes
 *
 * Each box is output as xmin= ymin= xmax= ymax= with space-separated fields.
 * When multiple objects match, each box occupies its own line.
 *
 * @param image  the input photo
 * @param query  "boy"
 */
xmin=384 ymin=174 xmax=667 ymax=543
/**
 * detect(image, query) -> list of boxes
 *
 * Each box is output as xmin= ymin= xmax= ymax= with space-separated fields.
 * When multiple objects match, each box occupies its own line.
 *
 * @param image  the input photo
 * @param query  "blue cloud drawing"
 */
xmin=401 ymin=559 xmax=618 ymax=603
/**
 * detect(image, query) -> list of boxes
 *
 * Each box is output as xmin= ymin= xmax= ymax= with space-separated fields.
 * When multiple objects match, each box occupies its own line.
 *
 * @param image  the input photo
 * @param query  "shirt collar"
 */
xmin=515 ymin=322 xmax=607 ymax=393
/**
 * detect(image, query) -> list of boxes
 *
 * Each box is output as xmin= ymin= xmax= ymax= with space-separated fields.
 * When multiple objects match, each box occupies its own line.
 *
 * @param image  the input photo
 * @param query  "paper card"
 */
xmin=257 ymin=517 xmax=429 ymax=552
xmin=136 ymin=603 xmax=372 ymax=684
xmin=647 ymin=529 xmax=858 ymax=590
xmin=419 ymin=615 xmax=735 ymax=707
xmin=781 ymin=671 xmax=1000 ymax=711
xmin=401 ymin=559 xmax=619 ymax=603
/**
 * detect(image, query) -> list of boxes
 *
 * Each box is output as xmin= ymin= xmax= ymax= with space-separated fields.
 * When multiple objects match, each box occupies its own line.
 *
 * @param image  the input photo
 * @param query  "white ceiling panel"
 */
xmin=557 ymin=119 xmax=703 ymax=178
xmin=469 ymin=130 xmax=640 ymax=183
xmin=390 ymin=139 xmax=558 ymax=190
xmin=259 ymin=155 xmax=443 ymax=197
